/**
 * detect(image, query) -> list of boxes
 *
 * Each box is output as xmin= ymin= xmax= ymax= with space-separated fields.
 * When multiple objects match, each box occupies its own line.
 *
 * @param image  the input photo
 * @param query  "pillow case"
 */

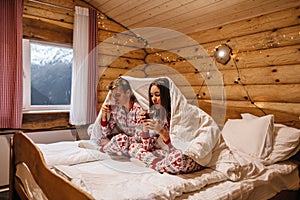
xmin=241 ymin=113 xmax=300 ymax=165
xmin=222 ymin=115 xmax=274 ymax=160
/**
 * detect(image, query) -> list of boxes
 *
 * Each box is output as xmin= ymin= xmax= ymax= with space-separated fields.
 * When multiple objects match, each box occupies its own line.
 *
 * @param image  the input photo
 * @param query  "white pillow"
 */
xmin=241 ymin=113 xmax=300 ymax=165
xmin=222 ymin=115 xmax=274 ymax=159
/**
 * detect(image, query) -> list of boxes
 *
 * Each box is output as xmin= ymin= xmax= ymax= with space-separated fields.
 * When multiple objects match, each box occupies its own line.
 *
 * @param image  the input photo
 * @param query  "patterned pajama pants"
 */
xmin=102 ymin=133 xmax=136 ymax=155
xmin=128 ymin=143 xmax=203 ymax=174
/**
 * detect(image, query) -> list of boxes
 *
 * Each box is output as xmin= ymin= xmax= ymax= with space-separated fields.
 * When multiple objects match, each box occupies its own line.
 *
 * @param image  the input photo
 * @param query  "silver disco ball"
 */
xmin=214 ymin=44 xmax=232 ymax=65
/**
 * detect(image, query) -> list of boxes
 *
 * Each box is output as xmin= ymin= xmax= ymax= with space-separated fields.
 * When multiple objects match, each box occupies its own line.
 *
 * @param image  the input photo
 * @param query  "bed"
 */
xmin=9 ymin=127 xmax=299 ymax=200
xmin=9 ymin=76 xmax=300 ymax=199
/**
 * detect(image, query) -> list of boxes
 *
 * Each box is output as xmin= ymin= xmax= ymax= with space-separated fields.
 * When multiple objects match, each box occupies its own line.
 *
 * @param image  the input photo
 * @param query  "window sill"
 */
xmin=22 ymin=110 xmax=70 ymax=114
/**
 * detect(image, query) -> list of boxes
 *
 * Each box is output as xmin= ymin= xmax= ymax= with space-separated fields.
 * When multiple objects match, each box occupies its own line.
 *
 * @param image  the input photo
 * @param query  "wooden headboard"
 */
xmin=9 ymin=131 xmax=94 ymax=200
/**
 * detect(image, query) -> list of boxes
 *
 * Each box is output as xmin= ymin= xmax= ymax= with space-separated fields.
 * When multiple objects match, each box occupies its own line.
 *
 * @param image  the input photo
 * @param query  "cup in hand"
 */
xmin=144 ymin=110 xmax=155 ymax=119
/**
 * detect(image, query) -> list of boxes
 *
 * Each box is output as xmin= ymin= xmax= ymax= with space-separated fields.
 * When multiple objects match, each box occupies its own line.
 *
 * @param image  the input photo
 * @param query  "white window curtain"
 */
xmin=70 ymin=6 xmax=98 ymax=125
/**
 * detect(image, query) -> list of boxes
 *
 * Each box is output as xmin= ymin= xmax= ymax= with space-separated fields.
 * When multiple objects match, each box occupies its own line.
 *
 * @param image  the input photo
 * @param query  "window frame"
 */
xmin=22 ymin=39 xmax=72 ymax=112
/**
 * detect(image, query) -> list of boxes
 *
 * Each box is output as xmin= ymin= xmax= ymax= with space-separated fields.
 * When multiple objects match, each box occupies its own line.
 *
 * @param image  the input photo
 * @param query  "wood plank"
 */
xmin=219 ymin=65 xmax=300 ymax=85
xmin=236 ymin=65 xmax=300 ymax=85
xmin=175 ymin=0 xmax=300 ymax=34
xmin=99 ymin=30 xmax=118 ymax=42
xmin=23 ymin=4 xmax=74 ymax=24
xmin=23 ymin=18 xmax=73 ymax=44
xmin=98 ymin=55 xmax=145 ymax=68
xmin=146 ymin=24 xmax=300 ymax=61
xmin=96 ymin=0 xmax=129 ymax=14
xmin=197 ymin=100 xmax=300 ymax=128
xmin=98 ymin=18 xmax=128 ymax=32
xmin=203 ymin=25 xmax=300 ymax=55
xmin=98 ymin=79 xmax=113 ymax=91
xmin=192 ymin=85 xmax=247 ymax=101
xmin=99 ymin=67 xmax=146 ymax=79
xmin=24 ymin=0 xmax=75 ymax=11
xmin=99 ymin=62 xmax=300 ymax=87
xmin=99 ymin=68 xmax=131 ymax=79
xmin=234 ymin=44 xmax=300 ymax=68
xmin=193 ymin=83 xmax=300 ymax=103
xmin=22 ymin=113 xmax=72 ymax=130
xmin=104 ymin=0 xmax=158 ymax=17
xmin=254 ymin=102 xmax=300 ymax=117
xmin=120 ymin=0 xmax=196 ymax=26
xmin=139 ymin=0 xmax=241 ymax=28
xmin=189 ymin=44 xmax=300 ymax=70
xmin=99 ymin=32 xmax=146 ymax=48
xmin=246 ymin=84 xmax=300 ymax=103
xmin=188 ymin=7 xmax=300 ymax=44
xmin=99 ymin=45 xmax=146 ymax=59
xmin=23 ymin=14 xmax=73 ymax=29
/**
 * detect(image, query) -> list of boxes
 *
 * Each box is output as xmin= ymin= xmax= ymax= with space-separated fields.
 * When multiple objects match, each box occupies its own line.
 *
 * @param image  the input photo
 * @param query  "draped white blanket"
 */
xmin=88 ymin=76 xmax=221 ymax=166
xmin=87 ymin=76 xmax=265 ymax=181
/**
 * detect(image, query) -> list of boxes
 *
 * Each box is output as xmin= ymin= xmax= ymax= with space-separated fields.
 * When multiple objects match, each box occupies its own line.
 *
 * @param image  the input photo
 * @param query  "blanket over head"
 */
xmin=88 ymin=76 xmax=220 ymax=166
xmin=88 ymin=76 xmax=265 ymax=181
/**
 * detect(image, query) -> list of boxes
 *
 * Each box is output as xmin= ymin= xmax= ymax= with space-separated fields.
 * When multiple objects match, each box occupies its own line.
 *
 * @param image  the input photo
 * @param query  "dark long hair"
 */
xmin=148 ymin=78 xmax=171 ymax=119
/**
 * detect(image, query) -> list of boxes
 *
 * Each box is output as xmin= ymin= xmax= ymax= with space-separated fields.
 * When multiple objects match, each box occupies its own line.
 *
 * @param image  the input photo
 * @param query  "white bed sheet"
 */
xmin=178 ymin=161 xmax=299 ymax=200
xmin=36 ymin=140 xmax=109 ymax=168
xmin=54 ymin=157 xmax=228 ymax=200
xmin=53 ymin=158 xmax=299 ymax=200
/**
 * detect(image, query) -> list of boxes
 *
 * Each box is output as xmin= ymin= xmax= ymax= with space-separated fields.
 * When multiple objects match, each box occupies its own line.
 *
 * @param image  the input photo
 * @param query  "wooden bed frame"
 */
xmin=9 ymin=131 xmax=93 ymax=200
xmin=9 ymin=131 xmax=299 ymax=200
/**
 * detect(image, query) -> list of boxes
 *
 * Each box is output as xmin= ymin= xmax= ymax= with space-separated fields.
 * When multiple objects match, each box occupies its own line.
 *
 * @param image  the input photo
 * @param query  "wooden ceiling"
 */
xmin=85 ymin=0 xmax=300 ymax=34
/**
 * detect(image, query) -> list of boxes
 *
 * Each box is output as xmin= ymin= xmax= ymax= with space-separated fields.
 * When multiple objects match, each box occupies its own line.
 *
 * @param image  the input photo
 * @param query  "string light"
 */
xmin=232 ymin=56 xmax=267 ymax=114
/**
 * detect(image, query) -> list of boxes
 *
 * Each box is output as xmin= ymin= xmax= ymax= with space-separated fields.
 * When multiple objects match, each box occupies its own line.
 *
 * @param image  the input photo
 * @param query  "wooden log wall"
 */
xmin=20 ymin=0 xmax=300 ymax=130
xmin=99 ymin=6 xmax=300 ymax=129
xmin=143 ymin=6 xmax=300 ymax=128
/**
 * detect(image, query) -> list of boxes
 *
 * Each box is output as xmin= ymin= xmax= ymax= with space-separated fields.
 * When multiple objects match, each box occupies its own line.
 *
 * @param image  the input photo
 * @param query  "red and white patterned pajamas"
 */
xmin=100 ymin=101 xmax=154 ymax=155
xmin=128 ymin=121 xmax=203 ymax=174
xmin=128 ymin=138 xmax=202 ymax=174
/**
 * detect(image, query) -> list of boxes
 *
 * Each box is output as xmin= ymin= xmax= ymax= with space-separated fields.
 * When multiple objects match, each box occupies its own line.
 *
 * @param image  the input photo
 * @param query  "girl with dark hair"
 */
xmin=128 ymin=78 xmax=203 ymax=174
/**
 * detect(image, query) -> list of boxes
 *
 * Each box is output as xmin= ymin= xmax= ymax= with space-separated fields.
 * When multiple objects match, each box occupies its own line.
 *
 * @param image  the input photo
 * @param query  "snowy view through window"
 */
xmin=31 ymin=43 xmax=73 ymax=105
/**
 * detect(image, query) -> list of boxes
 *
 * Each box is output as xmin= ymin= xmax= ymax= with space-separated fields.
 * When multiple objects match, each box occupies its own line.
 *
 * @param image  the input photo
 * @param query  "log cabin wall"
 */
xmin=18 ymin=0 xmax=300 ymax=130
xmin=141 ymin=6 xmax=300 ymax=128
xmin=99 ymin=6 xmax=300 ymax=129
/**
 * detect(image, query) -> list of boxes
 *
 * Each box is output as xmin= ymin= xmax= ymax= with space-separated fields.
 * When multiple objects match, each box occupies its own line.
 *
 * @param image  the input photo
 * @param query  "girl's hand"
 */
xmin=101 ymin=103 xmax=111 ymax=122
xmin=140 ymin=110 xmax=147 ymax=121
xmin=143 ymin=119 xmax=163 ymax=133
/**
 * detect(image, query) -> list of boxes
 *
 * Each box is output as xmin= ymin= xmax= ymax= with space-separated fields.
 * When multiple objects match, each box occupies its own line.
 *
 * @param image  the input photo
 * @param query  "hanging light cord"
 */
xmin=232 ymin=58 xmax=267 ymax=115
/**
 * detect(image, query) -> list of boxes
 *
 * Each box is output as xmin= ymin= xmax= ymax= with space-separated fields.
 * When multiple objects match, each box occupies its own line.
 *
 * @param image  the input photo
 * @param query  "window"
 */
xmin=22 ymin=39 xmax=73 ymax=111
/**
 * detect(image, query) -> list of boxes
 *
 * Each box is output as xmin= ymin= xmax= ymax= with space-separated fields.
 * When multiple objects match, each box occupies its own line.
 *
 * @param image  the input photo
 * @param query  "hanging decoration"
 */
xmin=214 ymin=44 xmax=232 ymax=65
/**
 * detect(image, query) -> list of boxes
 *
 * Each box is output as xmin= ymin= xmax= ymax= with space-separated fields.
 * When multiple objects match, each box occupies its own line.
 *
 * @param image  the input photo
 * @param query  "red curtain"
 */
xmin=87 ymin=8 xmax=98 ymax=124
xmin=0 ymin=0 xmax=23 ymax=128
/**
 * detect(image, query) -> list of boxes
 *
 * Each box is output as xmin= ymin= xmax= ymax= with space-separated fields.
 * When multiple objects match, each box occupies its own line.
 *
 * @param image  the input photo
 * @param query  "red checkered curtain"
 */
xmin=0 ymin=0 xmax=23 ymax=128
